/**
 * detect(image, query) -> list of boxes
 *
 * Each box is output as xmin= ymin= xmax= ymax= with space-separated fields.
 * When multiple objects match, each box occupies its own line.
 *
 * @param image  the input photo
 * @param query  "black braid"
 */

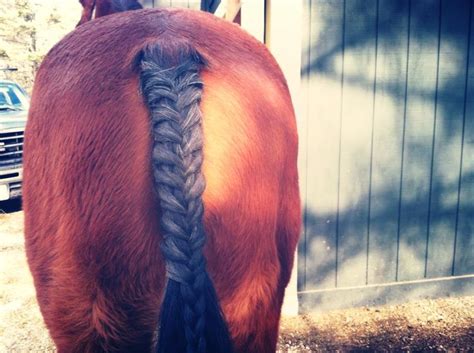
xmin=139 ymin=41 xmax=234 ymax=353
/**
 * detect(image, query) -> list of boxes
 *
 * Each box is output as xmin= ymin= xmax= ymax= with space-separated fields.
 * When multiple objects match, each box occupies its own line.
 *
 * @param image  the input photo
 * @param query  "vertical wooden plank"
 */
xmin=188 ymin=0 xmax=201 ymax=10
xmin=336 ymin=0 xmax=377 ymax=287
xmin=397 ymin=0 xmax=441 ymax=282
xmin=241 ymin=0 xmax=265 ymax=42
xmin=168 ymin=0 xmax=197 ymax=8
xmin=367 ymin=0 xmax=409 ymax=284
xmin=301 ymin=0 xmax=345 ymax=291
xmin=426 ymin=0 xmax=471 ymax=278
xmin=298 ymin=0 xmax=311 ymax=292
xmin=266 ymin=0 xmax=303 ymax=315
xmin=454 ymin=1 xmax=474 ymax=276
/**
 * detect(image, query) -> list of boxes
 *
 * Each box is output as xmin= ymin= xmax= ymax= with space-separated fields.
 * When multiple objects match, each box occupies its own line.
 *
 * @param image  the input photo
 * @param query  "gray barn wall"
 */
xmin=299 ymin=0 xmax=474 ymax=312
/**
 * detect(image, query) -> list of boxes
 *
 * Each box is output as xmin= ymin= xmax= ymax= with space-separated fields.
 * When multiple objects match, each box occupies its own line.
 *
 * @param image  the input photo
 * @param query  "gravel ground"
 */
xmin=1 ymin=203 xmax=473 ymax=352
xmin=278 ymin=297 xmax=474 ymax=352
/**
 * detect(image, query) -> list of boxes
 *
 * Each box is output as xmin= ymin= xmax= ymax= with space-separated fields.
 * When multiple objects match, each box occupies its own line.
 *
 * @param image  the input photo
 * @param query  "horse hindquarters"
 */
xmin=24 ymin=8 xmax=300 ymax=353
xmin=23 ymin=48 xmax=166 ymax=353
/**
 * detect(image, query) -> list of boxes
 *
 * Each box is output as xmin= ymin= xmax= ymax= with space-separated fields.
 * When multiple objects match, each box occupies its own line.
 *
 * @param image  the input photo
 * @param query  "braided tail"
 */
xmin=139 ymin=41 xmax=234 ymax=353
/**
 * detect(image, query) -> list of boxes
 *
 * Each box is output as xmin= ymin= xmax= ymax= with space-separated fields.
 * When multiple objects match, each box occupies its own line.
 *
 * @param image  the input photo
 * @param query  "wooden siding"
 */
xmin=300 ymin=0 xmax=474 ymax=310
xmin=142 ymin=0 xmax=201 ymax=9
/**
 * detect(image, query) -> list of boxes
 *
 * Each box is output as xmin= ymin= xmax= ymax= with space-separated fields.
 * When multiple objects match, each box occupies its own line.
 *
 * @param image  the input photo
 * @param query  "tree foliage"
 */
xmin=0 ymin=0 xmax=78 ymax=91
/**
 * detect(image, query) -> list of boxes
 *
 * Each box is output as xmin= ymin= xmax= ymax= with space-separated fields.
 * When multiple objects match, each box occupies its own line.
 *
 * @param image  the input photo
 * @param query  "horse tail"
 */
xmin=138 ymin=40 xmax=234 ymax=353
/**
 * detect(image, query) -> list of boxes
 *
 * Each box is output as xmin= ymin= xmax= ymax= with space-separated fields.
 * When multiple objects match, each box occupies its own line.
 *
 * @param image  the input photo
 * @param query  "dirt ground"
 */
xmin=1 ymin=202 xmax=473 ymax=352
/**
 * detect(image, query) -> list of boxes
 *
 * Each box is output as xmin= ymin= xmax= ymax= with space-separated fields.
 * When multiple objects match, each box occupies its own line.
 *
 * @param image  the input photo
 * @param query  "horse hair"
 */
xmin=139 ymin=41 xmax=234 ymax=353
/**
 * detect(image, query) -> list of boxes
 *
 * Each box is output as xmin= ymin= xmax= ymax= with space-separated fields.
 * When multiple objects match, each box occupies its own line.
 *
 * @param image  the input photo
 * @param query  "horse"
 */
xmin=23 ymin=2 xmax=300 ymax=352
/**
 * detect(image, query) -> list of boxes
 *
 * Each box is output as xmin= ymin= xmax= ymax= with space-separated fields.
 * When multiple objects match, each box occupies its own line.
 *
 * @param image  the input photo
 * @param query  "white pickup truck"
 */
xmin=0 ymin=80 xmax=28 ymax=202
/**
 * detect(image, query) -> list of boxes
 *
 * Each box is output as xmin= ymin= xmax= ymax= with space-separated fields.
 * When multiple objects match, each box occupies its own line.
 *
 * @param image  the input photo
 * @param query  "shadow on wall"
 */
xmin=298 ymin=0 xmax=474 ymax=301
